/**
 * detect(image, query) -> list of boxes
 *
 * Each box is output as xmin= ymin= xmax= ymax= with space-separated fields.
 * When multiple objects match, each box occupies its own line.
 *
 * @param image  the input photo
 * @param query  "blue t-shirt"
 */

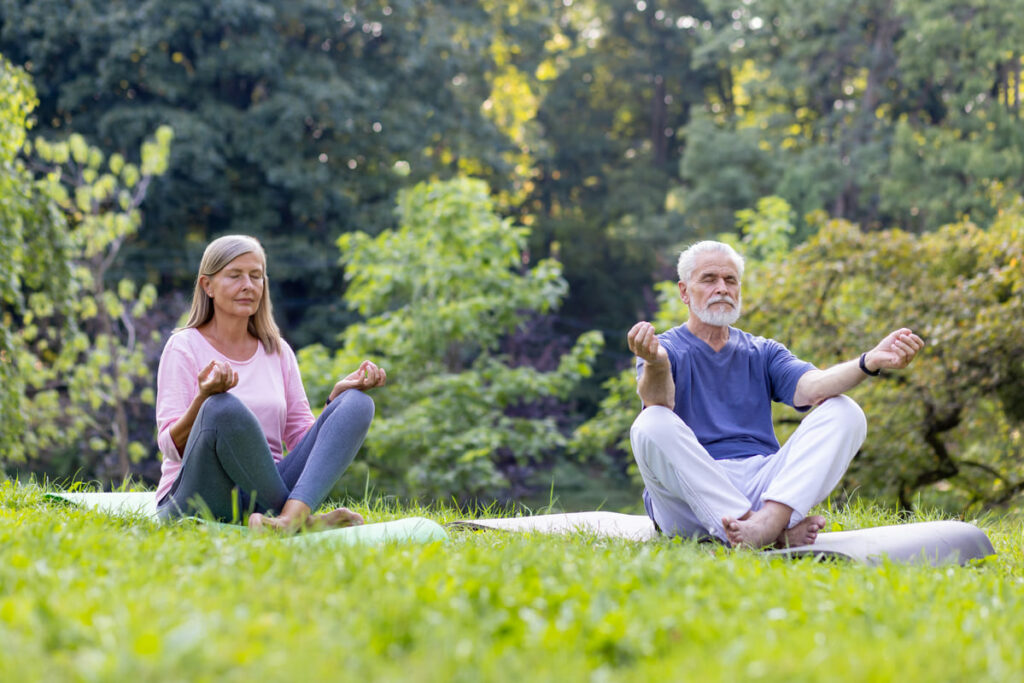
xmin=636 ymin=325 xmax=815 ymax=460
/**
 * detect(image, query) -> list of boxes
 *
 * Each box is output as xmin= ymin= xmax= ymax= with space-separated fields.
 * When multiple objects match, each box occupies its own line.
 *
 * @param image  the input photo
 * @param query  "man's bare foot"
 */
xmin=722 ymin=501 xmax=794 ymax=549
xmin=308 ymin=507 xmax=365 ymax=530
xmin=776 ymin=515 xmax=825 ymax=548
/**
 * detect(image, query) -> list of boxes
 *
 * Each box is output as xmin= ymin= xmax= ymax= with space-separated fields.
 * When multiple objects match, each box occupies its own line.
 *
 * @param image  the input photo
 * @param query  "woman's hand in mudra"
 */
xmin=329 ymin=360 xmax=387 ymax=401
xmin=198 ymin=360 xmax=238 ymax=397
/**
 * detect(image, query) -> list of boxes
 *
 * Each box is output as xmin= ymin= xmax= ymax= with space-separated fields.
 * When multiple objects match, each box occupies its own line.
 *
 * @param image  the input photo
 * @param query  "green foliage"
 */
xmin=0 ymin=0 xmax=535 ymax=346
xmin=525 ymin=1 xmax=718 ymax=329
xmin=6 ymin=122 xmax=172 ymax=478
xmin=682 ymin=0 xmax=1024 ymax=233
xmin=736 ymin=195 xmax=795 ymax=261
xmin=747 ymin=196 xmax=1024 ymax=510
xmin=3 ymin=482 xmax=1024 ymax=681
xmin=570 ymin=279 xmax=684 ymax=478
xmin=300 ymin=178 xmax=603 ymax=499
xmin=0 ymin=55 xmax=73 ymax=463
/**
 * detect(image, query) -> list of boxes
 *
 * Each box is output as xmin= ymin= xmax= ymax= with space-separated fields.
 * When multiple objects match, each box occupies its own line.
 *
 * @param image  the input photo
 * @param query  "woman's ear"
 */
xmin=199 ymin=274 xmax=212 ymax=298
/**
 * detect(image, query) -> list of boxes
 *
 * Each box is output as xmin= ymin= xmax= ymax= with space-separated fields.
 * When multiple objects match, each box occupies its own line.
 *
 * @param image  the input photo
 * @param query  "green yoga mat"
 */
xmin=198 ymin=516 xmax=449 ymax=547
xmin=45 ymin=491 xmax=158 ymax=517
xmin=45 ymin=491 xmax=448 ymax=547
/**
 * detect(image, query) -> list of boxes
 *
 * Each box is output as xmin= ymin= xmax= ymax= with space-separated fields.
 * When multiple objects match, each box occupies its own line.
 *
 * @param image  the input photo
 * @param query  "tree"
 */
xmin=882 ymin=0 xmax=1024 ymax=230
xmin=679 ymin=0 xmax=1024 ymax=236
xmin=300 ymin=178 xmax=603 ymax=499
xmin=4 ymin=114 xmax=173 ymax=480
xmin=0 ymin=54 xmax=73 ymax=465
xmin=0 ymin=0 xmax=536 ymax=346
xmin=526 ymin=0 xmax=719 ymax=332
xmin=746 ymin=197 xmax=1024 ymax=510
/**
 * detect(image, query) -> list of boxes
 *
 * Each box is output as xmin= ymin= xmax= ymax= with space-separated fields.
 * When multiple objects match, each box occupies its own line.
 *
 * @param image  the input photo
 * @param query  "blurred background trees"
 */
xmin=1 ymin=0 xmax=1022 ymax=511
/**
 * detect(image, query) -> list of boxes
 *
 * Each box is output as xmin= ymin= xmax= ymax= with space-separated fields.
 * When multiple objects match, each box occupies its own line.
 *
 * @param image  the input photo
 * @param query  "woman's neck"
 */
xmin=198 ymin=316 xmax=257 ymax=360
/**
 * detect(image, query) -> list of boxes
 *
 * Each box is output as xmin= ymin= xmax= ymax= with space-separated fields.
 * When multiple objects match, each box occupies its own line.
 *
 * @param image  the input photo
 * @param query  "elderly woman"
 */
xmin=155 ymin=235 xmax=385 ymax=531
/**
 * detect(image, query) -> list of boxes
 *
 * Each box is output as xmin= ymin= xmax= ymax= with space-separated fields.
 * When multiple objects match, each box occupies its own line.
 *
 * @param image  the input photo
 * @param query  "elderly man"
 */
xmin=628 ymin=240 xmax=923 ymax=548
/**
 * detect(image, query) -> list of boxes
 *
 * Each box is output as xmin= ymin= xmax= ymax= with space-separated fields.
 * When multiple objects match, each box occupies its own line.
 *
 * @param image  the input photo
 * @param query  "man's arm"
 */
xmin=792 ymin=328 xmax=924 ymax=407
xmin=627 ymin=321 xmax=675 ymax=409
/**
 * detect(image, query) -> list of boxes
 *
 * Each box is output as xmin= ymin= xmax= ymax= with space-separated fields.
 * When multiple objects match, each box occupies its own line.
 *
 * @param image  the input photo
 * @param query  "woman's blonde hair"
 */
xmin=182 ymin=235 xmax=282 ymax=354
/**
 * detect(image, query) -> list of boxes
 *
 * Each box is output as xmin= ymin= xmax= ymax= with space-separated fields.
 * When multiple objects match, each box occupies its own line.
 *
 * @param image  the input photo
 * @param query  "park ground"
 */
xmin=2 ymin=481 xmax=1024 ymax=681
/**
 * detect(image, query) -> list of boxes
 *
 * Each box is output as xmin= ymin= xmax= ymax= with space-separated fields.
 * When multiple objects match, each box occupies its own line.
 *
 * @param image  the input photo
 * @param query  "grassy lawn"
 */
xmin=2 ymin=481 xmax=1022 ymax=682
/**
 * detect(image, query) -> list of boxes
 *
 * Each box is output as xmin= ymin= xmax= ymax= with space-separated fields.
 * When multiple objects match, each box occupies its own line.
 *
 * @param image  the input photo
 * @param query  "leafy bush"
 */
xmin=300 ymin=178 xmax=603 ymax=500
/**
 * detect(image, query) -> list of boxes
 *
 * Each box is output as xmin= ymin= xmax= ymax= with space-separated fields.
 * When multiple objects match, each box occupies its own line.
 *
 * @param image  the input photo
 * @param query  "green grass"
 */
xmin=2 ymin=481 xmax=1023 ymax=682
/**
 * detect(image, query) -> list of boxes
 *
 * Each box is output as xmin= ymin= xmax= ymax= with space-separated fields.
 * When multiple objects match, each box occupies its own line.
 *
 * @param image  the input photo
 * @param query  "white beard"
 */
xmin=691 ymin=295 xmax=741 ymax=327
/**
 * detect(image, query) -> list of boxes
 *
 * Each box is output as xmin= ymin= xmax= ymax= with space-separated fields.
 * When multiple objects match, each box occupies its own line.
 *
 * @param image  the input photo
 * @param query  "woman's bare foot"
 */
xmin=308 ymin=507 xmax=365 ymax=530
xmin=247 ymin=512 xmax=304 ymax=533
xmin=776 ymin=515 xmax=825 ymax=548
xmin=247 ymin=499 xmax=312 ymax=534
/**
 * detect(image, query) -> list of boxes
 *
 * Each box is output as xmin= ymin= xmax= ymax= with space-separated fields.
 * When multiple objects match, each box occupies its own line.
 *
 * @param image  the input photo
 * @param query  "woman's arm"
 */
xmin=167 ymin=360 xmax=238 ymax=453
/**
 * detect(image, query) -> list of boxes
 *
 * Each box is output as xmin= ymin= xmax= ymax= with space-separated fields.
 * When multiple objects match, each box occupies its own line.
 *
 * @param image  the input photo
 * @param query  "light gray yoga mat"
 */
xmin=45 ymin=491 xmax=449 ymax=546
xmin=762 ymin=520 xmax=995 ymax=566
xmin=451 ymin=511 xmax=659 ymax=542
xmin=451 ymin=512 xmax=995 ymax=566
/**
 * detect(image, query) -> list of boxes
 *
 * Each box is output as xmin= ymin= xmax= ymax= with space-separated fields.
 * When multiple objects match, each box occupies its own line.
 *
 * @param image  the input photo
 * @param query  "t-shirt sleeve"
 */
xmin=279 ymin=341 xmax=315 ymax=451
xmin=155 ymin=334 xmax=200 ymax=462
xmin=765 ymin=339 xmax=816 ymax=408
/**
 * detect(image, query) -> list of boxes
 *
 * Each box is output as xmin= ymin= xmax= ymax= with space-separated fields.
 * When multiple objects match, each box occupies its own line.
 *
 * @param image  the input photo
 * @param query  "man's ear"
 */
xmin=678 ymin=280 xmax=689 ymax=304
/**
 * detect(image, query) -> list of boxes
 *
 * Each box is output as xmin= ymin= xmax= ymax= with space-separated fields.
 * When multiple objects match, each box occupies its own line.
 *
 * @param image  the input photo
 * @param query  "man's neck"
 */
xmin=686 ymin=317 xmax=731 ymax=352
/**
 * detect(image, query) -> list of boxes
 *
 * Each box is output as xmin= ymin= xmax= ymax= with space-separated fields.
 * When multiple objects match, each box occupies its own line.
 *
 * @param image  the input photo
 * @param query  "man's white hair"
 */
xmin=676 ymin=240 xmax=745 ymax=283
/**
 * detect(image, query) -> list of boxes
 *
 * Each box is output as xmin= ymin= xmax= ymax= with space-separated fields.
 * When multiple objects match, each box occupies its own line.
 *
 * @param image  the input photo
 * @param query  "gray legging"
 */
xmin=157 ymin=390 xmax=374 ymax=522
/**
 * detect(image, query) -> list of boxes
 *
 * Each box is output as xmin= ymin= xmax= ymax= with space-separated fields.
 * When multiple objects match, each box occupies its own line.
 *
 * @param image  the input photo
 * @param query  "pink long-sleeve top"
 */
xmin=154 ymin=327 xmax=315 ymax=503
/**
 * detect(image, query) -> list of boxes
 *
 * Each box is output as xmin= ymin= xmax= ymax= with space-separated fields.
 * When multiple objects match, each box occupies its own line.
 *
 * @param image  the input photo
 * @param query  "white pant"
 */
xmin=630 ymin=395 xmax=866 ymax=541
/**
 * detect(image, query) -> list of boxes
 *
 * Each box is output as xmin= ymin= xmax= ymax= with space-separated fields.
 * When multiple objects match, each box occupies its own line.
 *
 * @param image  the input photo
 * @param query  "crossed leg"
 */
xmin=721 ymin=502 xmax=826 ymax=549
xmin=631 ymin=395 xmax=865 ymax=548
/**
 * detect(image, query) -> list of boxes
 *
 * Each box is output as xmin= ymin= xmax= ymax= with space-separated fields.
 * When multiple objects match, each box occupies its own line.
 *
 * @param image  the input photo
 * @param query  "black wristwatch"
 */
xmin=859 ymin=353 xmax=881 ymax=376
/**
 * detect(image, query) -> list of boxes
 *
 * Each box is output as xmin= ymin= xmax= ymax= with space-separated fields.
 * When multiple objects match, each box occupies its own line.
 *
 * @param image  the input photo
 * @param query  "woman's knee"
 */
xmin=198 ymin=392 xmax=239 ymax=417
xmin=197 ymin=392 xmax=256 ymax=431
xmin=328 ymin=389 xmax=375 ymax=429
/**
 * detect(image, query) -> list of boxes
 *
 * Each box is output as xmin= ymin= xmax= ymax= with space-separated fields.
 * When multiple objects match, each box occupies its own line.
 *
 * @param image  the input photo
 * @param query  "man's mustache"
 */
xmin=707 ymin=296 xmax=737 ymax=307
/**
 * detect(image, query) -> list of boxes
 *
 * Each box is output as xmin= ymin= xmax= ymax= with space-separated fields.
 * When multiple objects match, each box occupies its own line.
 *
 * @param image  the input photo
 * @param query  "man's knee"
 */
xmin=630 ymin=406 xmax=689 ymax=469
xmin=818 ymin=394 xmax=867 ymax=445
xmin=630 ymin=405 xmax=677 ymax=445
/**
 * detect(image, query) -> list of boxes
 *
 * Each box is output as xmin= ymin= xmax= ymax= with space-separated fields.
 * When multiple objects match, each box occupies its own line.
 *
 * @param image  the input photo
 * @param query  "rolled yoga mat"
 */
xmin=451 ymin=512 xmax=995 ymax=566
xmin=45 ymin=491 xmax=448 ymax=546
